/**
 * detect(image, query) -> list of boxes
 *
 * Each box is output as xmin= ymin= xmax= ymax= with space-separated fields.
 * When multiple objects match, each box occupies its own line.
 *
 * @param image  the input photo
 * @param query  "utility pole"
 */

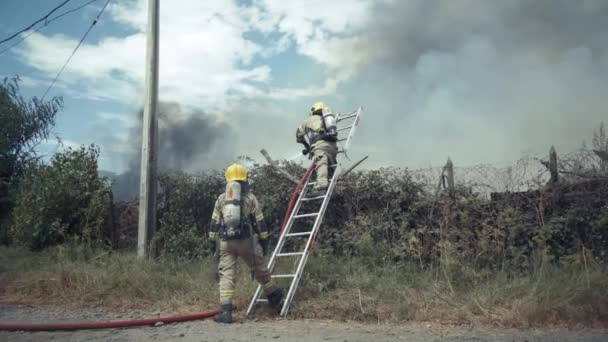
xmin=137 ymin=0 xmax=160 ymax=258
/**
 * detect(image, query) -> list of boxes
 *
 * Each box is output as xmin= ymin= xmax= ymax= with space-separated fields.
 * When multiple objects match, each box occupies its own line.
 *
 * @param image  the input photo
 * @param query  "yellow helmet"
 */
xmin=310 ymin=102 xmax=325 ymax=115
xmin=225 ymin=163 xmax=247 ymax=182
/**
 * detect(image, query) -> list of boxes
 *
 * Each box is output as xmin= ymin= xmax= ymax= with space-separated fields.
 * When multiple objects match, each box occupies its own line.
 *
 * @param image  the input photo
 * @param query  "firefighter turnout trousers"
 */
xmin=218 ymin=238 xmax=276 ymax=305
xmin=311 ymin=140 xmax=337 ymax=189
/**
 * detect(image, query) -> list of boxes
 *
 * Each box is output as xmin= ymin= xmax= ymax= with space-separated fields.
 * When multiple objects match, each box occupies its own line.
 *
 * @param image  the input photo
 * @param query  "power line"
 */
xmin=48 ymin=0 xmax=100 ymax=22
xmin=0 ymin=0 xmax=72 ymax=46
xmin=42 ymin=0 xmax=112 ymax=100
xmin=0 ymin=0 xmax=100 ymax=56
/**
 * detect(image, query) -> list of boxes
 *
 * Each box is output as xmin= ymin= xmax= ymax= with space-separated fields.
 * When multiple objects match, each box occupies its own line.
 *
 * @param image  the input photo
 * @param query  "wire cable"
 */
xmin=48 ymin=0 xmax=100 ymax=22
xmin=0 ymin=0 xmax=72 ymax=45
xmin=41 ymin=0 xmax=111 ymax=100
xmin=0 ymin=0 xmax=100 ymax=56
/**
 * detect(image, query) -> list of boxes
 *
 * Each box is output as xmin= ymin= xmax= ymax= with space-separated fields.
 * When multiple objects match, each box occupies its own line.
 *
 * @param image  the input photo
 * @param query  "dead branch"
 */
xmin=260 ymin=149 xmax=299 ymax=185
xmin=338 ymin=155 xmax=368 ymax=180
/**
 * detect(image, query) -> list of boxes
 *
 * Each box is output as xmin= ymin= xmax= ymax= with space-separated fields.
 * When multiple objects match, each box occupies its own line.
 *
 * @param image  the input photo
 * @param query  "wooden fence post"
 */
xmin=446 ymin=157 xmax=455 ymax=199
xmin=549 ymin=146 xmax=559 ymax=185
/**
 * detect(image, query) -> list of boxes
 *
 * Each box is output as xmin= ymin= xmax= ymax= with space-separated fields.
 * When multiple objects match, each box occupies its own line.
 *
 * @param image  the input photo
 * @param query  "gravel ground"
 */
xmin=0 ymin=304 xmax=606 ymax=342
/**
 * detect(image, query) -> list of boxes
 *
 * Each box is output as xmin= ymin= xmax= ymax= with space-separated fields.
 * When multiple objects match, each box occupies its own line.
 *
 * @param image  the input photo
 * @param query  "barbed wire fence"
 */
xmin=409 ymin=146 xmax=607 ymax=201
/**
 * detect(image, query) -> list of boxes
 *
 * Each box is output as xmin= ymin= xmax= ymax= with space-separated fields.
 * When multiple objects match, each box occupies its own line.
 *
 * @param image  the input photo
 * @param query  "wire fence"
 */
xmin=409 ymin=147 xmax=607 ymax=200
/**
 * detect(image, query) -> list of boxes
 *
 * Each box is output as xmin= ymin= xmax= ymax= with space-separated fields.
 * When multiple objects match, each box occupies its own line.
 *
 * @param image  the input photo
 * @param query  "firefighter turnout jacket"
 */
xmin=208 ymin=191 xmax=269 ymax=241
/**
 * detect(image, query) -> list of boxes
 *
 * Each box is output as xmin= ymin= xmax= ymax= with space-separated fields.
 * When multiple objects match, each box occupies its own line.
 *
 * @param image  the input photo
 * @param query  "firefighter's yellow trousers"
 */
xmin=311 ymin=140 xmax=337 ymax=188
xmin=218 ymin=238 xmax=275 ymax=305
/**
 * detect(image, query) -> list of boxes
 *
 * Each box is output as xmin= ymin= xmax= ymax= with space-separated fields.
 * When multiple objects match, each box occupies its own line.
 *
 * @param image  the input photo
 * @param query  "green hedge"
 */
xmin=9 ymin=145 xmax=112 ymax=250
xmin=149 ymin=164 xmax=608 ymax=270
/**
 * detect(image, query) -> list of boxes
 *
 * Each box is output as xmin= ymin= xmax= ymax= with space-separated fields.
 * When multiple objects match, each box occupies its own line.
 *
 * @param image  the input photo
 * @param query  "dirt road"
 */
xmin=1 ymin=304 xmax=606 ymax=342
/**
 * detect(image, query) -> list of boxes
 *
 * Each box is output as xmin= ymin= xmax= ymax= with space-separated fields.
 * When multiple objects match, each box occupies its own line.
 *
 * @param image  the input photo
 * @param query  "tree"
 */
xmin=0 ymin=76 xmax=62 ymax=241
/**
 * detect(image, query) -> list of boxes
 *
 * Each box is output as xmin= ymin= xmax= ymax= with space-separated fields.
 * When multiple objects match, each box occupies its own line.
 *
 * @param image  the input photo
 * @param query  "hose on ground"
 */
xmin=0 ymin=309 xmax=222 ymax=331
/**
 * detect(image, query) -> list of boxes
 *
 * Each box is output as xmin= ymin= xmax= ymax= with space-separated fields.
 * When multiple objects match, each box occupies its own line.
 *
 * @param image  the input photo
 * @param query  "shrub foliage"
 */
xmin=9 ymin=145 xmax=112 ymax=250
xmin=124 ymin=162 xmax=608 ymax=271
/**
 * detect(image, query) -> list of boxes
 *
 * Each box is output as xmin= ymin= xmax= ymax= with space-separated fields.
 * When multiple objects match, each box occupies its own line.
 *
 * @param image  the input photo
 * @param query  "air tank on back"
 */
xmin=322 ymin=106 xmax=337 ymax=137
xmin=222 ymin=180 xmax=242 ymax=233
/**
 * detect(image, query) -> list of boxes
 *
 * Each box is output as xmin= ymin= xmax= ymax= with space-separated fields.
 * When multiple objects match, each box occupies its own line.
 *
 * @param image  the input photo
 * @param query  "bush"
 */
xmin=9 ymin=145 xmax=112 ymax=250
xmin=0 ymin=76 xmax=62 ymax=243
xmin=142 ymin=163 xmax=608 ymax=271
xmin=154 ymin=171 xmax=224 ymax=258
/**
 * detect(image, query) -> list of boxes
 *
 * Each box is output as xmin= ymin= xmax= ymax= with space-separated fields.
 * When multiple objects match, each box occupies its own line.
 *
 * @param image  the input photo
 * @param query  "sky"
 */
xmin=1 ymin=0 xmax=607 ymax=174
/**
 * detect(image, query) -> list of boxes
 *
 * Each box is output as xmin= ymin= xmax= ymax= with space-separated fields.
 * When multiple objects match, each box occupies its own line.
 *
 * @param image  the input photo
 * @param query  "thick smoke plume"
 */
xmin=327 ymin=0 xmax=608 ymax=167
xmin=111 ymin=102 xmax=235 ymax=200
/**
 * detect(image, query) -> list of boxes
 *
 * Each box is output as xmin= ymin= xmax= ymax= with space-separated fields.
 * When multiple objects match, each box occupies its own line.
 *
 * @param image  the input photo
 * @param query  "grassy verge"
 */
xmin=1 ymin=246 xmax=607 ymax=328
xmin=296 ymin=255 xmax=608 ymax=328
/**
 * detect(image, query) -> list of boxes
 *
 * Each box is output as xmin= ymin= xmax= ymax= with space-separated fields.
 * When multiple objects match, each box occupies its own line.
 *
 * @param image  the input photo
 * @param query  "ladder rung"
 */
xmin=337 ymin=125 xmax=353 ymax=132
xmin=301 ymin=195 xmax=326 ymax=202
xmin=285 ymin=231 xmax=312 ymax=237
xmin=307 ymin=182 xmax=317 ymax=186
xmin=256 ymin=299 xmax=268 ymax=302
xmin=276 ymin=252 xmax=304 ymax=257
xmin=271 ymin=274 xmax=295 ymax=278
xmin=338 ymin=138 xmax=347 ymax=142
xmin=338 ymin=113 xmax=357 ymax=121
xmin=293 ymin=213 xmax=319 ymax=219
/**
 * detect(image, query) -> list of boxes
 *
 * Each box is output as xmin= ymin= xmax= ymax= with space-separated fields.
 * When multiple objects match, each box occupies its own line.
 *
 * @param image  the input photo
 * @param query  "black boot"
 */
xmin=266 ymin=289 xmax=284 ymax=313
xmin=213 ymin=304 xmax=233 ymax=324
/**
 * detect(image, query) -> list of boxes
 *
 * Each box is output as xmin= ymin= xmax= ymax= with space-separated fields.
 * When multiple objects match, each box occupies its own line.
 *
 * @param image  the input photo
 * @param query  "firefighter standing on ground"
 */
xmin=209 ymin=163 xmax=283 ymax=324
xmin=296 ymin=102 xmax=338 ymax=195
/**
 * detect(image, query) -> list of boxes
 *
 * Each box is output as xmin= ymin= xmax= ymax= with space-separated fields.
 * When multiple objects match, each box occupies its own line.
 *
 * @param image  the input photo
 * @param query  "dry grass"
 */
xmin=295 ymin=254 xmax=608 ymax=328
xmin=1 ymin=246 xmax=607 ymax=328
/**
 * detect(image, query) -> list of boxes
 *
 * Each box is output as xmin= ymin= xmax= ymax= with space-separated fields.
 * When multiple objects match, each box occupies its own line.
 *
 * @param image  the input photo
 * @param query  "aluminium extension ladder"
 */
xmin=247 ymin=106 xmax=363 ymax=317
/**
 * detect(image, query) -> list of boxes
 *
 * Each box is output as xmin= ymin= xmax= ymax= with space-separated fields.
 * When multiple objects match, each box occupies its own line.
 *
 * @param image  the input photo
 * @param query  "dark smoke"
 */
xmin=111 ymin=102 xmax=235 ymax=200
xmin=362 ymin=0 xmax=608 ymax=69
xmin=334 ymin=0 xmax=608 ymax=166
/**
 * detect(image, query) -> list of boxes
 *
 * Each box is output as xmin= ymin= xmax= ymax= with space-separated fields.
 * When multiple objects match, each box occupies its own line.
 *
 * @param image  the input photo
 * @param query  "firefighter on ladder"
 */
xmin=296 ymin=102 xmax=338 ymax=196
xmin=209 ymin=163 xmax=284 ymax=323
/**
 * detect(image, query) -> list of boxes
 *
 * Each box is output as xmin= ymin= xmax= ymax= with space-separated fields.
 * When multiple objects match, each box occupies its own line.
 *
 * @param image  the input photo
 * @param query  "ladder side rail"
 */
xmin=280 ymin=165 xmax=342 ymax=316
xmin=247 ymin=169 xmax=316 ymax=316
xmin=266 ymin=170 xmax=315 ymax=272
xmin=341 ymin=106 xmax=362 ymax=154
xmin=246 ymin=284 xmax=263 ymax=315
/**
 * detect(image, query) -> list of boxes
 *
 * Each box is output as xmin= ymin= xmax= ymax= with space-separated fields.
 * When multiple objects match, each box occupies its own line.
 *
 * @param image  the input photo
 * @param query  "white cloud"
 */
xmin=16 ymin=0 xmax=380 ymax=110
xmin=18 ymin=1 xmax=268 ymax=110
xmin=252 ymin=0 xmax=379 ymax=78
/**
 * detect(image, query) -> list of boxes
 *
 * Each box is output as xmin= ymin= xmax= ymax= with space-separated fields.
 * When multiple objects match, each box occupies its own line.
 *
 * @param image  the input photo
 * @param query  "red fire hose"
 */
xmin=279 ymin=163 xmax=316 ymax=237
xmin=0 ymin=309 xmax=222 ymax=331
